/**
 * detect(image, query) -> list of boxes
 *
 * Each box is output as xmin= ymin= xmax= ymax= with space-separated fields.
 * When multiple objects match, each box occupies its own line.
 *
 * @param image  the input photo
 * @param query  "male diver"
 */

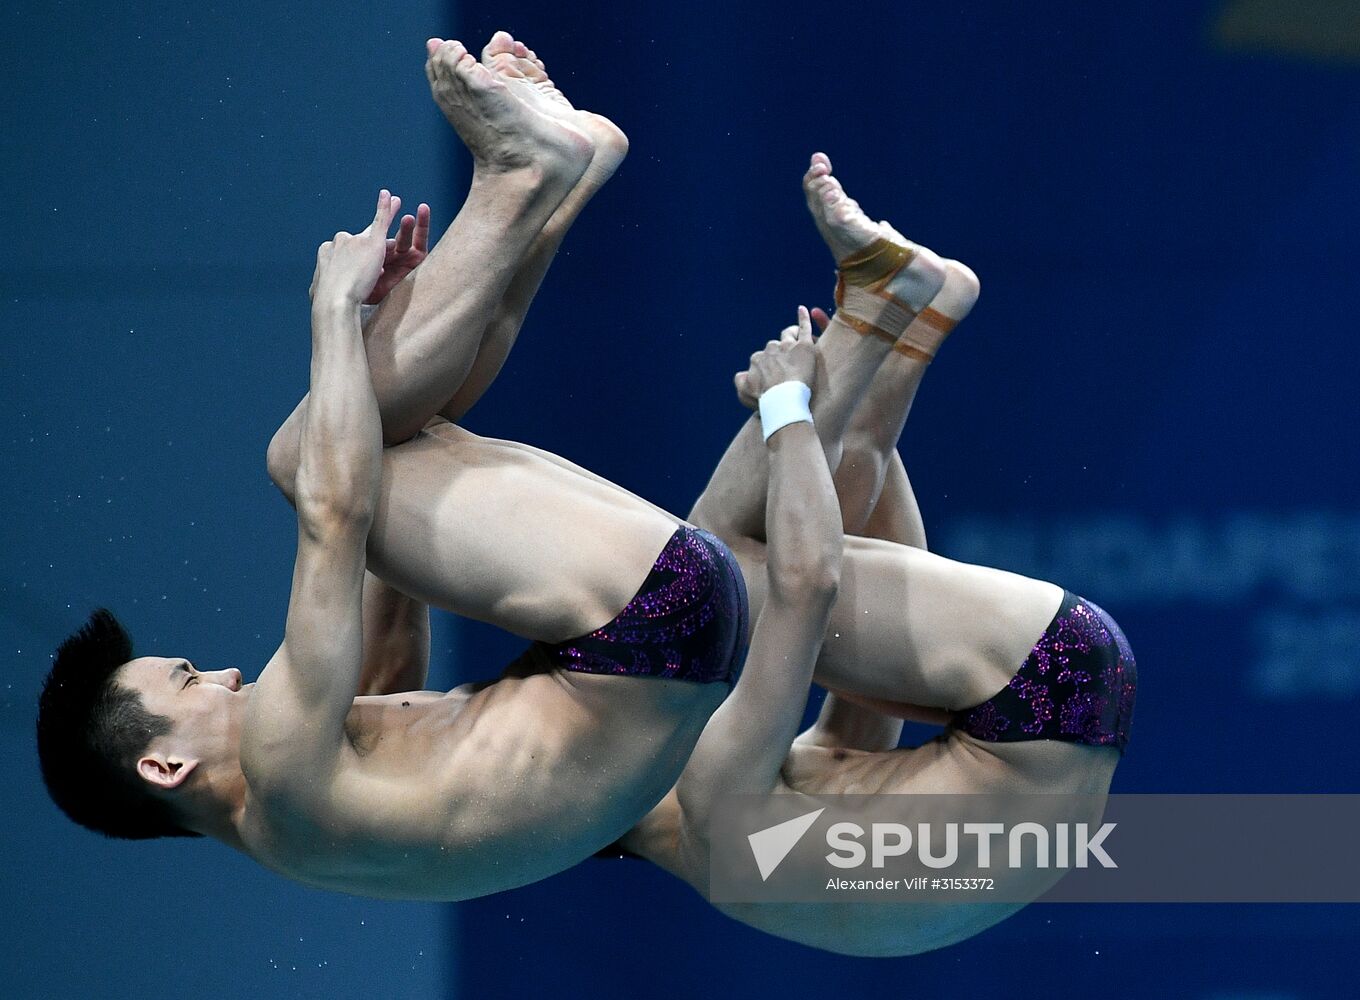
xmin=39 ymin=35 xmax=1133 ymax=912
xmin=618 ymin=211 xmax=1135 ymax=953
xmin=38 ymin=34 xmax=747 ymax=901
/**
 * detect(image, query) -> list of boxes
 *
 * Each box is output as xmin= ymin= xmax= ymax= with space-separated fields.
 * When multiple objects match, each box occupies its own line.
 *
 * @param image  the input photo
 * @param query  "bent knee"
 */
xmin=687 ymin=496 xmax=740 ymax=544
xmin=837 ymin=436 xmax=891 ymax=481
xmin=265 ymin=425 xmax=299 ymax=502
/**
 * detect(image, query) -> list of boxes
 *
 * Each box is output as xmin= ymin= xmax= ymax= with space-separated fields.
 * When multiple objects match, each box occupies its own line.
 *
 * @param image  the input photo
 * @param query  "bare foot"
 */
xmin=424 ymin=37 xmax=591 ymax=185
xmin=480 ymin=30 xmax=628 ymax=191
xmin=803 ymin=152 xmax=946 ymax=313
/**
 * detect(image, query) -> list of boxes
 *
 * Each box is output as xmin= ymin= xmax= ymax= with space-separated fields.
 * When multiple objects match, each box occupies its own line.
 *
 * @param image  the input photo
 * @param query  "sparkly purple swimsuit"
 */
xmin=535 ymin=526 xmax=749 ymax=686
xmin=953 ymin=591 xmax=1137 ymax=754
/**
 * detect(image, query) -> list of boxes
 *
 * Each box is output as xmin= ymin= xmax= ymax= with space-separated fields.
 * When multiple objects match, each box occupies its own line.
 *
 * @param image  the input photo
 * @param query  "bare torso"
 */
xmin=642 ymin=732 xmax=1118 ymax=956
xmin=243 ymin=418 xmax=726 ymax=899
xmin=240 ymin=647 xmax=722 ymax=900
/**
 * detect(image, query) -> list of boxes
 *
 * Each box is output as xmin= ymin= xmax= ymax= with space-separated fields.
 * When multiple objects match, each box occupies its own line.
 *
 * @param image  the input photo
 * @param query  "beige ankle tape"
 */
xmin=834 ymin=282 xmax=919 ymax=345
xmin=888 ymin=305 xmax=964 ymax=363
xmin=833 ymin=311 xmax=899 ymax=345
xmin=893 ymin=339 xmax=934 ymax=363
xmin=917 ymin=306 xmax=959 ymax=334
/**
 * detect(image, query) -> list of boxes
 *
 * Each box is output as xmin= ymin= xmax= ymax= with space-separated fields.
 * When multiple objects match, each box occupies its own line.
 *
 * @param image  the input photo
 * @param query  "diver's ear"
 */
xmin=136 ymin=753 xmax=199 ymax=790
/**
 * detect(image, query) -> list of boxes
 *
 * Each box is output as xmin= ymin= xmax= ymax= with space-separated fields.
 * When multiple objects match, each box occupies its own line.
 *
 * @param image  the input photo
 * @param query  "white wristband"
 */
xmin=758 ymin=380 xmax=814 ymax=442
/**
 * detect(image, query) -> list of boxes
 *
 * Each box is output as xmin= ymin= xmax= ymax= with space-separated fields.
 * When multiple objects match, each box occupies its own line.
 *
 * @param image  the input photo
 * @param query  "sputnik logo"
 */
xmin=747 ymin=808 xmax=825 ymax=881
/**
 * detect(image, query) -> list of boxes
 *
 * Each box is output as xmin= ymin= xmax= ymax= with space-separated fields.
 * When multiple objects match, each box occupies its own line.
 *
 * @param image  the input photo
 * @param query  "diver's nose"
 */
xmin=224 ymin=667 xmax=243 ymax=691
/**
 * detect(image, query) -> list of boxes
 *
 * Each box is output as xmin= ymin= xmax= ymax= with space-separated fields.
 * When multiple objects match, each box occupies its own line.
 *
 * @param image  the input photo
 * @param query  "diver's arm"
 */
xmin=676 ymin=313 xmax=842 ymax=820
xmin=242 ymin=193 xmax=395 ymax=802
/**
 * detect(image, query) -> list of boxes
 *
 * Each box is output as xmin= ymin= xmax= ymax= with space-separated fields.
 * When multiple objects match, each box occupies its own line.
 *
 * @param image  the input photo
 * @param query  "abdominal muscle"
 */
xmin=246 ymin=662 xmax=724 ymax=902
xmin=640 ymin=698 xmax=1111 ymax=954
xmin=366 ymin=420 xmax=681 ymax=642
xmin=712 ymin=736 xmax=1117 ymax=955
xmin=242 ymin=427 xmax=725 ymax=899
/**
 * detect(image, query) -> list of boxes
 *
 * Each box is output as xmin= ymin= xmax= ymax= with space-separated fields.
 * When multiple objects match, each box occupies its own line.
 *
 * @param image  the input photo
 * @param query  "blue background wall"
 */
xmin=4 ymin=1 xmax=1359 ymax=997
xmin=447 ymin=0 xmax=1360 ymax=996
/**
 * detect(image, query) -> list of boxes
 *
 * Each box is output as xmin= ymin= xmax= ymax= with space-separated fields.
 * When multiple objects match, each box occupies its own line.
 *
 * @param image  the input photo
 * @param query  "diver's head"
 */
xmin=37 ymin=609 xmax=249 ymax=840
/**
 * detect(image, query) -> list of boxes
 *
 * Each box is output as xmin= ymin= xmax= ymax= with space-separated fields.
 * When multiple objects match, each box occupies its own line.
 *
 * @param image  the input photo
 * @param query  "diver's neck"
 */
xmin=187 ymin=761 xmax=250 ymax=852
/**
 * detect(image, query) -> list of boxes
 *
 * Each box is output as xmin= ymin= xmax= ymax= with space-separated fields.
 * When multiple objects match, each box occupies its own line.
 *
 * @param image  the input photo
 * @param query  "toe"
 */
xmin=516 ymin=46 xmax=549 ymax=84
xmin=452 ymin=52 xmax=499 ymax=89
xmin=488 ymin=51 xmax=525 ymax=78
xmin=803 ymin=154 xmax=833 ymax=189
xmin=439 ymin=40 xmax=468 ymax=68
xmin=482 ymin=30 xmax=515 ymax=62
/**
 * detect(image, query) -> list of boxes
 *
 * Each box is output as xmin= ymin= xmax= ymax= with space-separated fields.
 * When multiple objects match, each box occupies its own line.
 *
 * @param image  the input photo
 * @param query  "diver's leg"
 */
xmin=834 ymin=259 xmax=978 ymax=535
xmin=437 ymin=34 xmax=629 ymax=421
xmin=801 ymin=267 xmax=979 ymax=742
xmin=689 ymin=153 xmax=946 ymax=542
xmin=713 ymin=231 xmax=1057 ymax=711
xmin=364 ymin=39 xmax=591 ymax=445
xmin=268 ymin=38 xmax=592 ymax=497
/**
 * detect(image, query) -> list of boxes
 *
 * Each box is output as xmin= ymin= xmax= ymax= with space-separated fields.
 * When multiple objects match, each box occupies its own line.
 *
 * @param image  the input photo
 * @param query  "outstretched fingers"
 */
xmin=778 ymin=306 xmax=814 ymax=346
xmin=412 ymin=202 xmax=431 ymax=251
xmin=387 ymin=202 xmax=430 ymax=255
xmin=366 ymin=190 xmax=400 ymax=239
xmin=392 ymin=214 xmax=415 ymax=253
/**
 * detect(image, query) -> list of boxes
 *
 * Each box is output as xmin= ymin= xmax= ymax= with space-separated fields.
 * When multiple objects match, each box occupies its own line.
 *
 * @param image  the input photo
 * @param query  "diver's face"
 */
xmin=115 ymin=656 xmax=250 ymax=786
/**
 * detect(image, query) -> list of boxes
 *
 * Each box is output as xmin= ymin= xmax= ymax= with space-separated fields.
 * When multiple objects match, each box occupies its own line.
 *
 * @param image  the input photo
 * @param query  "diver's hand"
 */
xmin=309 ymin=190 xmax=401 ymax=307
xmin=365 ymin=202 xmax=431 ymax=304
xmin=735 ymin=305 xmax=817 ymax=407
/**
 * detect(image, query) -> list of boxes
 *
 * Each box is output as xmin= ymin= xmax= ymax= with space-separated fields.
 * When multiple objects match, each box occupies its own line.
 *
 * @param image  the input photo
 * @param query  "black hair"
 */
xmin=36 ymin=610 xmax=202 ymax=840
